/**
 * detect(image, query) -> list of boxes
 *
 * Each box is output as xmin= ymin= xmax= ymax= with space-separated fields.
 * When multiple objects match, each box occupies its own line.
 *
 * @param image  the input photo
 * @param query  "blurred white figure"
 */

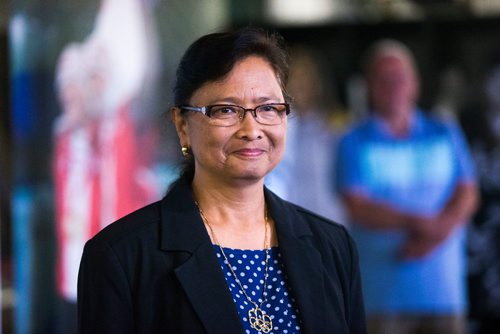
xmin=53 ymin=1 xmax=159 ymax=332
xmin=266 ymin=47 xmax=347 ymax=224
xmin=54 ymin=43 xmax=97 ymax=303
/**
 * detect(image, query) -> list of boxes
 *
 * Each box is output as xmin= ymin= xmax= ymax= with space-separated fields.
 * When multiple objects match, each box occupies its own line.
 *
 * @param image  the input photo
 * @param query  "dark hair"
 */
xmin=172 ymin=27 xmax=290 ymax=182
xmin=173 ymin=27 xmax=290 ymax=105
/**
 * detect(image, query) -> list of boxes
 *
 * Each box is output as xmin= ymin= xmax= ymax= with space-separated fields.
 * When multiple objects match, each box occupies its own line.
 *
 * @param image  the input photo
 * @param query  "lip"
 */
xmin=233 ymin=148 xmax=265 ymax=157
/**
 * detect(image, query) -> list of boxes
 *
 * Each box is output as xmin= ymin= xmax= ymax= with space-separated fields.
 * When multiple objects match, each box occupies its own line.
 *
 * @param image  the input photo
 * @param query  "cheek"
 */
xmin=189 ymin=124 xmax=231 ymax=157
xmin=269 ymin=126 xmax=287 ymax=155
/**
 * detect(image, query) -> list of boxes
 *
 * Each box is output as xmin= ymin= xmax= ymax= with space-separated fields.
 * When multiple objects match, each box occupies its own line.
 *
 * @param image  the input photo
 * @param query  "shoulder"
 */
xmin=341 ymin=118 xmax=371 ymax=138
xmin=79 ymin=200 xmax=167 ymax=292
xmin=277 ymin=200 xmax=360 ymax=281
xmin=267 ymin=190 xmax=354 ymax=254
xmin=421 ymin=114 xmax=473 ymax=153
xmin=87 ymin=200 xmax=162 ymax=251
xmin=337 ymin=118 xmax=373 ymax=150
xmin=294 ymin=203 xmax=354 ymax=249
xmin=294 ymin=203 xmax=349 ymax=235
xmin=417 ymin=110 xmax=458 ymax=135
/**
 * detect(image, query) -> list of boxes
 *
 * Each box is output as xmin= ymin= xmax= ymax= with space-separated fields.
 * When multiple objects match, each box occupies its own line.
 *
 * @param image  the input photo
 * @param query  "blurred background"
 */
xmin=2 ymin=0 xmax=500 ymax=333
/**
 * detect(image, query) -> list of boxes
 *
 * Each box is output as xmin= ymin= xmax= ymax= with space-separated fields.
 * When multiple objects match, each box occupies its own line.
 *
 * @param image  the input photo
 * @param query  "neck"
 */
xmin=192 ymin=173 xmax=266 ymax=220
xmin=379 ymin=106 xmax=414 ymax=137
xmin=192 ymin=173 xmax=274 ymax=249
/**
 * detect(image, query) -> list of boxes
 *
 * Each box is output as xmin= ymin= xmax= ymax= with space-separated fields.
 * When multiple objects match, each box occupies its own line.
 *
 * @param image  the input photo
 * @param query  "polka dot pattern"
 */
xmin=214 ymin=245 xmax=302 ymax=334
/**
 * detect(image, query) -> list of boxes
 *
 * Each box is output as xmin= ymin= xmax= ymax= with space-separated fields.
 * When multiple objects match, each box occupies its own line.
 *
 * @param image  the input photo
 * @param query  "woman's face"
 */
xmin=173 ymin=55 xmax=287 ymax=184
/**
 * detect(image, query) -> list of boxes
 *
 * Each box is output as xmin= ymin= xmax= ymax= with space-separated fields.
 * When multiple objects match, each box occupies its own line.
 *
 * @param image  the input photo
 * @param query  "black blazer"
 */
xmin=78 ymin=177 xmax=366 ymax=334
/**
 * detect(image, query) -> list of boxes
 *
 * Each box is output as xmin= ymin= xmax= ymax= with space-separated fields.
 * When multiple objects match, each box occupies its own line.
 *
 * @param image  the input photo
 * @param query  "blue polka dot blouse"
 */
xmin=213 ymin=245 xmax=302 ymax=334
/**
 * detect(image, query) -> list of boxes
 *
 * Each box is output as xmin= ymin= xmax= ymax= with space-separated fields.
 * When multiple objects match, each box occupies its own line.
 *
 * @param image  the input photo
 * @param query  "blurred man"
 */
xmin=335 ymin=40 xmax=479 ymax=334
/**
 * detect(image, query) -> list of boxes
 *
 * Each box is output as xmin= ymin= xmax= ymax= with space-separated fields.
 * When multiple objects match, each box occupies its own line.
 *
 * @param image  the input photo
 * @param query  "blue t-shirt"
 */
xmin=335 ymin=110 xmax=476 ymax=314
xmin=213 ymin=245 xmax=301 ymax=334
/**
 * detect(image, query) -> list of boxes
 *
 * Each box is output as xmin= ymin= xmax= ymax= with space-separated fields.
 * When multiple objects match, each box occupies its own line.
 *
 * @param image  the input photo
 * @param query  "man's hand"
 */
xmin=399 ymin=215 xmax=454 ymax=259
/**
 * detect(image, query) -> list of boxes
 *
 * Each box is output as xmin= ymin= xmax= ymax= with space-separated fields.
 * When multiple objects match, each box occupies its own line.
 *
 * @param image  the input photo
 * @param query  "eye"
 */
xmin=257 ymin=104 xmax=281 ymax=119
xmin=209 ymin=105 xmax=240 ymax=119
xmin=259 ymin=105 xmax=279 ymax=112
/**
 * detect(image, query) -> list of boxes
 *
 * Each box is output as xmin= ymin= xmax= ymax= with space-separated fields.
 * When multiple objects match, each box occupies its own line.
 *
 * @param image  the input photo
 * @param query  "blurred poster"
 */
xmin=52 ymin=0 xmax=161 ymax=327
xmin=9 ymin=0 xmax=226 ymax=331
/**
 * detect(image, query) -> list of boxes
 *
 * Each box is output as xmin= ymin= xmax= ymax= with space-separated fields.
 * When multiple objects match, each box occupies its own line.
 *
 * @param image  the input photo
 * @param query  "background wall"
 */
xmin=2 ymin=1 xmax=500 ymax=333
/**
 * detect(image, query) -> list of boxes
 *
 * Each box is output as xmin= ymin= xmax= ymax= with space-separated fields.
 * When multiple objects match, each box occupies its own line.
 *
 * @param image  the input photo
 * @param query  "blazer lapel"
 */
xmin=159 ymin=179 xmax=244 ymax=334
xmin=265 ymin=188 xmax=329 ymax=334
xmin=174 ymin=242 xmax=244 ymax=334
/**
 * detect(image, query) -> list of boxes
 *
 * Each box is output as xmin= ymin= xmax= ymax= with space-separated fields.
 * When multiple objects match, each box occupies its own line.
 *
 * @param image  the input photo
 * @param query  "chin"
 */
xmin=238 ymin=171 xmax=266 ymax=181
xmin=229 ymin=167 xmax=267 ymax=183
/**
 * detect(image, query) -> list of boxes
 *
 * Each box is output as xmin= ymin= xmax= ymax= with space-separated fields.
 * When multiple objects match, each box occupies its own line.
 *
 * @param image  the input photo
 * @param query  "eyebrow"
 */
xmin=209 ymin=96 xmax=283 ymax=105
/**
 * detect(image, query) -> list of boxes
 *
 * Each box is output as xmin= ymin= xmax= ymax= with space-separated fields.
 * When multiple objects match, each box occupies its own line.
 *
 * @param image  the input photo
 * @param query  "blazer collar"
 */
xmin=265 ymin=188 xmax=330 ymax=333
xmin=159 ymin=178 xmax=329 ymax=334
xmin=159 ymin=177 xmax=244 ymax=334
xmin=158 ymin=178 xmax=315 ymax=251
xmin=159 ymin=176 xmax=208 ymax=252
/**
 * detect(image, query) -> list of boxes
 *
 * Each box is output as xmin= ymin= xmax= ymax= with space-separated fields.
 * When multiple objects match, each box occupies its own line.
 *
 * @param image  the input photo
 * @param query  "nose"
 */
xmin=236 ymin=109 xmax=262 ymax=140
xmin=240 ymin=108 xmax=258 ymax=121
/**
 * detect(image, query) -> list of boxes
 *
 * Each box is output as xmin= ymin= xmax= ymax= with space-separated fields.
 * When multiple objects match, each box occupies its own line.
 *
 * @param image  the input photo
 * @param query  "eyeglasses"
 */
xmin=178 ymin=103 xmax=290 ymax=126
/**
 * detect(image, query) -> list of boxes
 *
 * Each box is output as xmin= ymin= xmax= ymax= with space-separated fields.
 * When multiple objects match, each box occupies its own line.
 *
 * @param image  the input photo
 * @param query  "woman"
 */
xmin=78 ymin=27 xmax=366 ymax=334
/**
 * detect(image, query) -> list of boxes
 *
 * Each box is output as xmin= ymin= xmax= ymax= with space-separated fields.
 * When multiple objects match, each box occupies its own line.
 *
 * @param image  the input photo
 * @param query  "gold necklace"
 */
xmin=196 ymin=203 xmax=273 ymax=333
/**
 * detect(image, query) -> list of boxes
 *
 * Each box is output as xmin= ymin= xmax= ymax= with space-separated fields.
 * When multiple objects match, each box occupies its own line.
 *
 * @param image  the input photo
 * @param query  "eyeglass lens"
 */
xmin=208 ymin=104 xmax=287 ymax=125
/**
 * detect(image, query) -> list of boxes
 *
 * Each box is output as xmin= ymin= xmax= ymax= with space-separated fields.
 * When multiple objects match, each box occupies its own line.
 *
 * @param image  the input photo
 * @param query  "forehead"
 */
xmin=373 ymin=53 xmax=408 ymax=68
xmin=190 ymin=56 xmax=283 ymax=103
xmin=220 ymin=56 xmax=277 ymax=82
xmin=370 ymin=53 xmax=415 ymax=78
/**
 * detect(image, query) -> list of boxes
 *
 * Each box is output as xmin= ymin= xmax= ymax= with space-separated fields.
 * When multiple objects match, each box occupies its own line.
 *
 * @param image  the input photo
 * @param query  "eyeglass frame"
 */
xmin=177 ymin=103 xmax=291 ymax=126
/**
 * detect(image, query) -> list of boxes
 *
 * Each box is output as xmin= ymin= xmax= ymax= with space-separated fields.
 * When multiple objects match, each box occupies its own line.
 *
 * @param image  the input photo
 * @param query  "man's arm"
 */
xmin=341 ymin=181 xmax=479 ymax=259
xmin=340 ymin=191 xmax=411 ymax=230
xmin=401 ymin=182 xmax=479 ymax=259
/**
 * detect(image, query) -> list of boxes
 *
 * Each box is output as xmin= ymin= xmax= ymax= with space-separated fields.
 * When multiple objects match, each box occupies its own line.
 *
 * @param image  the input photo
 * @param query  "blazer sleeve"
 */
xmin=77 ymin=239 xmax=134 ymax=334
xmin=345 ymin=229 xmax=367 ymax=334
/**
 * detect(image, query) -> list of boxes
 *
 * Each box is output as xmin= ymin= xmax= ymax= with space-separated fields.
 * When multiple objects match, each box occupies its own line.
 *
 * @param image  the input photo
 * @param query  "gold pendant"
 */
xmin=248 ymin=306 xmax=272 ymax=333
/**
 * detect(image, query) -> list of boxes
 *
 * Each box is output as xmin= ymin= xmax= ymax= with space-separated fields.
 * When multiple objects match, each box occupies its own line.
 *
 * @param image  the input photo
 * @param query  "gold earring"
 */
xmin=181 ymin=146 xmax=189 ymax=157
